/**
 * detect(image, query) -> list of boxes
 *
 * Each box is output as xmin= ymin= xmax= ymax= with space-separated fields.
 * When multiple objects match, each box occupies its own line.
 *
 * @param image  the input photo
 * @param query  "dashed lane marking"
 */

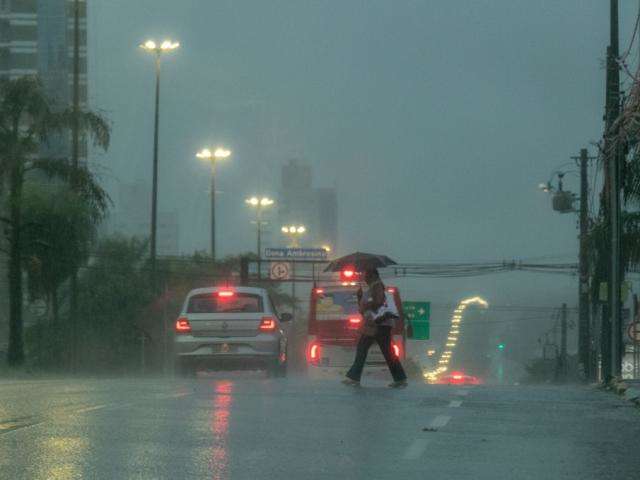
xmin=402 ymin=439 xmax=430 ymax=460
xmin=429 ymin=415 xmax=451 ymax=429
xmin=75 ymin=404 xmax=107 ymax=414
xmin=448 ymin=400 xmax=462 ymax=408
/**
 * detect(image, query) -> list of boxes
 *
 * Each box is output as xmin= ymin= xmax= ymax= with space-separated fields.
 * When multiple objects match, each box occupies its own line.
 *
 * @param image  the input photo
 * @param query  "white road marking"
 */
xmin=75 ymin=404 xmax=107 ymax=414
xmin=448 ymin=400 xmax=462 ymax=408
xmin=402 ymin=439 xmax=430 ymax=460
xmin=429 ymin=415 xmax=451 ymax=429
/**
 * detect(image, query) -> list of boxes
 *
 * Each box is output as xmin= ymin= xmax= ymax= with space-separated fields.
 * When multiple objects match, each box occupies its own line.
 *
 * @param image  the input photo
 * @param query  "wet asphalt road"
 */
xmin=1 ymin=373 xmax=639 ymax=480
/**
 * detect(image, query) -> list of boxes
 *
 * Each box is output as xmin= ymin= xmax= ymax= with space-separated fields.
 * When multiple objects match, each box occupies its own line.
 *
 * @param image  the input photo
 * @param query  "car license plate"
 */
xmin=213 ymin=343 xmax=236 ymax=353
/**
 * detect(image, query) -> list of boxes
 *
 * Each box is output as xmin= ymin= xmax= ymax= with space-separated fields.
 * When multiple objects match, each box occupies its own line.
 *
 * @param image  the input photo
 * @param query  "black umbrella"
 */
xmin=324 ymin=251 xmax=397 ymax=273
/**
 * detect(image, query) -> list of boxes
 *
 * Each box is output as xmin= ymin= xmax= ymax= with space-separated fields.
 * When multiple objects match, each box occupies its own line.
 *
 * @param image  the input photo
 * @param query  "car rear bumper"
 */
xmin=174 ymin=333 xmax=280 ymax=359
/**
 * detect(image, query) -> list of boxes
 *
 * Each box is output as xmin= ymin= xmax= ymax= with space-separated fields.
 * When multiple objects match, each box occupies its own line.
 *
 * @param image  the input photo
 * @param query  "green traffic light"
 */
xmin=497 ymin=343 xmax=505 ymax=351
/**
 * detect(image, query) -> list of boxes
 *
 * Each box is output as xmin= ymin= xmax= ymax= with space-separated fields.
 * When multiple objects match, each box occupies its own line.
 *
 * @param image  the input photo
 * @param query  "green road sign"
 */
xmin=404 ymin=301 xmax=430 ymax=340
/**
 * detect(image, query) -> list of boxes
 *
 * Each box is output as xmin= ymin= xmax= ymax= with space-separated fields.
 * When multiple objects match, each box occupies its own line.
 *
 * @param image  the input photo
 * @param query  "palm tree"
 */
xmin=0 ymin=76 xmax=110 ymax=366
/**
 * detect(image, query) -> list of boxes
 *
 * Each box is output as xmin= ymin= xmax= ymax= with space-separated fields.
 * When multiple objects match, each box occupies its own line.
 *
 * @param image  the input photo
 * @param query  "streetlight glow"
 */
xmin=140 ymin=39 xmax=180 ymax=53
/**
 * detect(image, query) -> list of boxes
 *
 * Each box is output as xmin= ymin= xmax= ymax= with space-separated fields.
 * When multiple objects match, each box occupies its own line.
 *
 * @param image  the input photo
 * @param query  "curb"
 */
xmin=602 ymin=377 xmax=640 ymax=408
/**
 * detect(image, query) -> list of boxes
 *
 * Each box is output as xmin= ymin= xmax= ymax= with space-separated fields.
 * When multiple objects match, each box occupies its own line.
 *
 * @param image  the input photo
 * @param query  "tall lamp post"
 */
xmin=281 ymin=225 xmax=306 ymax=247
xmin=139 ymin=39 xmax=179 ymax=284
xmin=281 ymin=225 xmax=306 ymax=320
xmin=197 ymin=147 xmax=232 ymax=261
xmin=245 ymin=196 xmax=274 ymax=278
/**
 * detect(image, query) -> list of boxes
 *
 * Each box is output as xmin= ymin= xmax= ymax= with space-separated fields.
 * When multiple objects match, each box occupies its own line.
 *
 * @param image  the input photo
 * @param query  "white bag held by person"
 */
xmin=373 ymin=292 xmax=399 ymax=325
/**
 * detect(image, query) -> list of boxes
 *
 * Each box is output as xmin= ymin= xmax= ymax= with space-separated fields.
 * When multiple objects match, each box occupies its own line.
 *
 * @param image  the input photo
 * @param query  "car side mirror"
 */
xmin=280 ymin=312 xmax=293 ymax=322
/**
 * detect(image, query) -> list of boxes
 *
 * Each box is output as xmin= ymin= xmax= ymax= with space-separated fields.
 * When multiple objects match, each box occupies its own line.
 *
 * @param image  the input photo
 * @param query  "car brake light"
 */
xmin=391 ymin=342 xmax=401 ymax=358
xmin=307 ymin=342 xmax=321 ymax=364
xmin=175 ymin=316 xmax=191 ymax=334
xmin=348 ymin=316 xmax=362 ymax=326
xmin=387 ymin=287 xmax=396 ymax=293
xmin=315 ymin=288 xmax=324 ymax=294
xmin=259 ymin=316 xmax=277 ymax=332
xmin=218 ymin=290 xmax=235 ymax=298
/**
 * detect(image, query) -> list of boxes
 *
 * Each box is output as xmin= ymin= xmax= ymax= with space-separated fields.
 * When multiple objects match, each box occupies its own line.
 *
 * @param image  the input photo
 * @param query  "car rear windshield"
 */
xmin=314 ymin=290 xmax=359 ymax=319
xmin=187 ymin=293 xmax=264 ymax=313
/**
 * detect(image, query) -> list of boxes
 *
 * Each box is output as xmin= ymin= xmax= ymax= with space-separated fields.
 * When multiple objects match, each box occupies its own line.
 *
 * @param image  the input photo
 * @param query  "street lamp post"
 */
xmin=197 ymin=147 xmax=232 ymax=261
xmin=140 ymin=39 xmax=179 ymax=284
xmin=281 ymin=225 xmax=306 ymax=248
xmin=245 ymin=196 xmax=274 ymax=279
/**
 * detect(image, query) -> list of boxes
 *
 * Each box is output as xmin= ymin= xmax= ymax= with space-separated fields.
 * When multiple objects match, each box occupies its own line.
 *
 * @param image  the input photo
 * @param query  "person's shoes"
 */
xmin=388 ymin=380 xmax=408 ymax=389
xmin=342 ymin=378 xmax=360 ymax=387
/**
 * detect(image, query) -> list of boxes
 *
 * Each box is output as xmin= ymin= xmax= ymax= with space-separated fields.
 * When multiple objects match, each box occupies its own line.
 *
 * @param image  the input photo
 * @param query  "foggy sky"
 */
xmin=86 ymin=1 xmax=638 ymax=311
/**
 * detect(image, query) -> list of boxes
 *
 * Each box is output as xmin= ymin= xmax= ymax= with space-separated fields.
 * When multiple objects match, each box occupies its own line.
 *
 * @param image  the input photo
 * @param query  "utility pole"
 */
xmin=601 ymin=0 xmax=622 ymax=381
xmin=608 ymin=0 xmax=623 ymax=379
xmin=576 ymin=148 xmax=592 ymax=380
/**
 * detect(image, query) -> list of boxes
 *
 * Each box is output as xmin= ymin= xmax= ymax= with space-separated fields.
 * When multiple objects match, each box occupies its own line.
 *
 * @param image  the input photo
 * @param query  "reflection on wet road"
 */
xmin=1 ymin=374 xmax=639 ymax=479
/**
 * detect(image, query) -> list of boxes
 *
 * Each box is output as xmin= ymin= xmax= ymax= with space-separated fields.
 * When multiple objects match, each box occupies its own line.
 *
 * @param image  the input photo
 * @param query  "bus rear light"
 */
xmin=307 ymin=342 xmax=321 ymax=365
xmin=175 ymin=316 xmax=191 ymax=334
xmin=348 ymin=316 xmax=362 ymax=328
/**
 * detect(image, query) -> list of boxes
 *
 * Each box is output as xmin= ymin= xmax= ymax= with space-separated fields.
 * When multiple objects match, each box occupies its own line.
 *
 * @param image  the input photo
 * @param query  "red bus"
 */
xmin=306 ymin=284 xmax=406 ymax=372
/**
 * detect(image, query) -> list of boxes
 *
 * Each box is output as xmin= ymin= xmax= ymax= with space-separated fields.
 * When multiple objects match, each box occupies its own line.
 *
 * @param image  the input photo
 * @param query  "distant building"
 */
xmin=278 ymin=159 xmax=338 ymax=252
xmin=0 ymin=0 xmax=89 ymax=353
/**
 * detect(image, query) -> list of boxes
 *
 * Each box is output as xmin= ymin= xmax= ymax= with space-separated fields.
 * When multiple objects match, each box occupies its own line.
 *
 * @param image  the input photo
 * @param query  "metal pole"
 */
xmin=257 ymin=206 xmax=262 ymax=279
xmin=561 ymin=303 xmax=568 ymax=380
xmin=210 ymin=161 xmax=216 ymax=261
xmin=578 ymin=148 xmax=591 ymax=379
xmin=292 ymin=261 xmax=296 ymax=321
xmin=150 ymin=54 xmax=161 ymax=284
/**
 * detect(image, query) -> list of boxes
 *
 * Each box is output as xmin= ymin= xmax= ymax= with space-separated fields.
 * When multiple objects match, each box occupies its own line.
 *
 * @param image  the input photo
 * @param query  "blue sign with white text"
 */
xmin=264 ymin=248 xmax=328 ymax=260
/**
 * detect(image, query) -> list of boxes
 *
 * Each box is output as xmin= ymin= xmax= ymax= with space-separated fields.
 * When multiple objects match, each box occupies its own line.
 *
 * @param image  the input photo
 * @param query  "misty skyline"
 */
xmin=86 ymin=1 xmax=638 ymax=307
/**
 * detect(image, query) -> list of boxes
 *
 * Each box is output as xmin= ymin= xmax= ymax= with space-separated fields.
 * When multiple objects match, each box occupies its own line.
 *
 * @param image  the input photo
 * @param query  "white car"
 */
xmin=173 ymin=286 xmax=292 ymax=377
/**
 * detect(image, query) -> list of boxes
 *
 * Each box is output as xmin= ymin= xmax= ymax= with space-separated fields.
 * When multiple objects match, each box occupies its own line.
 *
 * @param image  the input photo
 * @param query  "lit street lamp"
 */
xmin=281 ymin=224 xmax=306 ymax=247
xmin=245 ymin=196 xmax=274 ymax=278
xmin=139 ymin=38 xmax=179 ymax=283
xmin=197 ymin=147 xmax=232 ymax=261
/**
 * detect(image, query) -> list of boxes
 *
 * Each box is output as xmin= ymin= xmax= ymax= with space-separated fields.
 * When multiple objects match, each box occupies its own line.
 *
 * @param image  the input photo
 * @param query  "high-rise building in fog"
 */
xmin=0 ymin=0 xmax=88 ymax=158
xmin=0 ymin=0 xmax=88 ymax=353
xmin=278 ymin=159 xmax=338 ymax=252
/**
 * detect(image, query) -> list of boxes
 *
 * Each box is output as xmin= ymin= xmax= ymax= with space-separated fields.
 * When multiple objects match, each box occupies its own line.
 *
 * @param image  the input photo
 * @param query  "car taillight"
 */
xmin=259 ymin=316 xmax=277 ymax=332
xmin=175 ymin=316 xmax=191 ymax=334
xmin=314 ymin=288 xmax=324 ymax=295
xmin=307 ymin=341 xmax=321 ymax=365
xmin=347 ymin=315 xmax=362 ymax=329
xmin=218 ymin=289 xmax=235 ymax=298
xmin=391 ymin=342 xmax=401 ymax=359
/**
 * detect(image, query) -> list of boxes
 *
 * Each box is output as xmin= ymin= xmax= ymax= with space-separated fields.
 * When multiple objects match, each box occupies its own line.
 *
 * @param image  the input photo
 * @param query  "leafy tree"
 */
xmin=21 ymin=184 xmax=97 ymax=325
xmin=0 ymin=76 xmax=110 ymax=366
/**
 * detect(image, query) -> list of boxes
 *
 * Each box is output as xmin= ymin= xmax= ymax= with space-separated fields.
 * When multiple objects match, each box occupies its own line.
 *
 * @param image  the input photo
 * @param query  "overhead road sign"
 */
xmin=264 ymin=248 xmax=328 ymax=260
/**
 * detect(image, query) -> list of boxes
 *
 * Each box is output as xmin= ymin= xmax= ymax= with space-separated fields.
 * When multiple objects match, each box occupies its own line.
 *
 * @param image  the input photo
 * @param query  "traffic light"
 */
xmin=497 ymin=343 xmax=505 ymax=351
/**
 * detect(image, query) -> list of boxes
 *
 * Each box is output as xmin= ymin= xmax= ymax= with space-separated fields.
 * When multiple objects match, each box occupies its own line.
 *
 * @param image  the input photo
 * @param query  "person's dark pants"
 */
xmin=346 ymin=326 xmax=407 ymax=382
